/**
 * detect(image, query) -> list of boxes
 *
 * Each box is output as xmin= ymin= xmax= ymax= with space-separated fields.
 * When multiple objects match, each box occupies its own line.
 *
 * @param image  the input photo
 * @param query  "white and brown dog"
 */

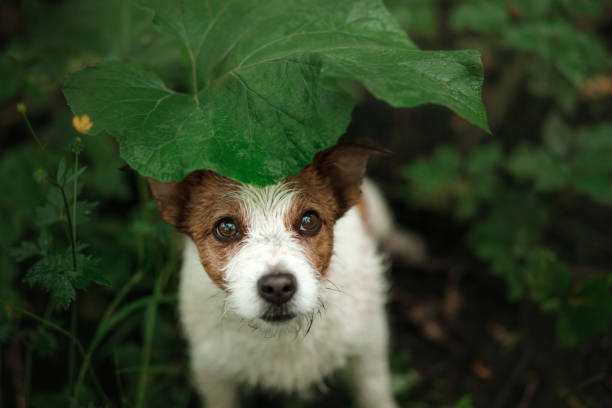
xmin=148 ymin=144 xmax=423 ymax=408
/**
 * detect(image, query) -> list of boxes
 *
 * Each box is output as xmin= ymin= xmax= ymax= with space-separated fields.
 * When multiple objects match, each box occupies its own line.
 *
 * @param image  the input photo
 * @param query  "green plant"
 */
xmin=396 ymin=0 xmax=612 ymax=349
xmin=62 ymin=0 xmax=488 ymax=185
xmin=402 ymin=122 xmax=612 ymax=346
xmin=11 ymin=113 xmax=108 ymax=310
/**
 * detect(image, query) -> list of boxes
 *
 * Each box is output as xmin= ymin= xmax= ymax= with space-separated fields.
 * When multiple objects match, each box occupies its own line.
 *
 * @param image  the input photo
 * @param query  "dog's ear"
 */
xmin=313 ymin=144 xmax=382 ymax=213
xmin=147 ymin=172 xmax=202 ymax=231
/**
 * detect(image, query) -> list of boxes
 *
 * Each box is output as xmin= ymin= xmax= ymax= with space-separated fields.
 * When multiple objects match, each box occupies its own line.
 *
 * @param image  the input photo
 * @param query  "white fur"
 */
xmin=223 ymin=183 xmax=319 ymax=322
xmin=179 ymin=181 xmax=398 ymax=408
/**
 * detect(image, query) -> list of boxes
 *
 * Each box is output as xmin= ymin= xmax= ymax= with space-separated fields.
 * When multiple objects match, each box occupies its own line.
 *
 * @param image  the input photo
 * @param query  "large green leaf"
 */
xmin=63 ymin=0 xmax=489 ymax=185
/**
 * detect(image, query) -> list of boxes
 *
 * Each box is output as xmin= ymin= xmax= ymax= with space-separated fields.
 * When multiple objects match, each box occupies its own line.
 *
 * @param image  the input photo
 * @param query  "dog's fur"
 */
xmin=148 ymin=145 xmax=410 ymax=408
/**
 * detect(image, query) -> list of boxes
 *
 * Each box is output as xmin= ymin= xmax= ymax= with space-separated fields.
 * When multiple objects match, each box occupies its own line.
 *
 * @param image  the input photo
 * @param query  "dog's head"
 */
xmin=148 ymin=144 xmax=374 ymax=325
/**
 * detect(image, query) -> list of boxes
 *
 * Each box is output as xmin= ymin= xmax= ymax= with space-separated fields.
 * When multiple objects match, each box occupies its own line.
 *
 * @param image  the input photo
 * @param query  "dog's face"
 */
xmin=148 ymin=145 xmax=372 ymax=325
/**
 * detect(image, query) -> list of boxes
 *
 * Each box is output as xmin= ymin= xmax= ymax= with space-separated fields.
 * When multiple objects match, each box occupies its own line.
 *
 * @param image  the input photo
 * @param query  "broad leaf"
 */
xmin=64 ymin=0 xmax=489 ymax=185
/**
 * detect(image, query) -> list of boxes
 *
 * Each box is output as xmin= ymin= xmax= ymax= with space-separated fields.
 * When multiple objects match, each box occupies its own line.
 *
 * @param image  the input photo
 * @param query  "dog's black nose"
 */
xmin=257 ymin=273 xmax=296 ymax=305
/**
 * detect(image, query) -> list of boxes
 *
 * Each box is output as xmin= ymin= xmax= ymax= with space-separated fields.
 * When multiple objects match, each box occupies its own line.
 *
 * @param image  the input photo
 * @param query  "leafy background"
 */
xmin=1 ymin=0 xmax=611 ymax=408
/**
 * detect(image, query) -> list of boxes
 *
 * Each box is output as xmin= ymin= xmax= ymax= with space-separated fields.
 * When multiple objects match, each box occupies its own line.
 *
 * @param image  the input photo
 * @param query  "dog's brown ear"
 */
xmin=147 ymin=173 xmax=201 ymax=231
xmin=313 ymin=144 xmax=382 ymax=213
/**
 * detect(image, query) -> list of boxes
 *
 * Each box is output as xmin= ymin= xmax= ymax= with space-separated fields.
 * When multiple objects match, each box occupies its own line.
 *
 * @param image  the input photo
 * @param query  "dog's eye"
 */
xmin=299 ymin=211 xmax=321 ymax=235
xmin=214 ymin=217 xmax=241 ymax=242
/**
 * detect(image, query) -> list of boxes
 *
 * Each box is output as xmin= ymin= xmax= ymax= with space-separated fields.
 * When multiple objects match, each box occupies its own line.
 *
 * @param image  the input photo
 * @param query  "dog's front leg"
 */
xmin=194 ymin=371 xmax=239 ymax=408
xmin=348 ymin=351 xmax=398 ymax=408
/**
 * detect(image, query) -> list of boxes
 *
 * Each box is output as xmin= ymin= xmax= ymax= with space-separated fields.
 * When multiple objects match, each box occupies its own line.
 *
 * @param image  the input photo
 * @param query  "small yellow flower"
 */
xmin=72 ymin=114 xmax=93 ymax=134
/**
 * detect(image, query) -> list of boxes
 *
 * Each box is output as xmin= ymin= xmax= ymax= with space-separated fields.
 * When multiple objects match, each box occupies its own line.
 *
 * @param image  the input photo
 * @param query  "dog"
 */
xmin=147 ymin=144 xmax=424 ymax=408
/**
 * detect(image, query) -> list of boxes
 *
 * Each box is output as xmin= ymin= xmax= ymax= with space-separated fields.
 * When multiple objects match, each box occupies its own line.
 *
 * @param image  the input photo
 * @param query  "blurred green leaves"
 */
xmin=11 ymin=157 xmax=110 ymax=309
xmin=508 ymin=120 xmax=612 ymax=205
xmin=453 ymin=396 xmax=473 ymax=408
xmin=403 ymin=0 xmax=611 ymax=346
xmin=2 ymin=0 xmax=183 ymax=106
xmin=558 ymin=275 xmax=612 ymax=347
xmin=403 ymin=144 xmax=502 ymax=220
xmin=452 ymin=0 xmax=610 ymax=86
xmin=403 ymin=121 xmax=612 ymax=345
xmin=384 ymin=0 xmax=438 ymax=39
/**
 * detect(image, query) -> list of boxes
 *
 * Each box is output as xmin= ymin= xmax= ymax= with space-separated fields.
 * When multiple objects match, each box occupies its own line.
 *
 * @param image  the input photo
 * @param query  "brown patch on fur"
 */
xmin=312 ymin=144 xmax=375 ymax=214
xmin=285 ymin=170 xmax=337 ymax=276
xmin=148 ymin=144 xmax=377 ymax=286
xmin=356 ymin=198 xmax=372 ymax=235
xmin=148 ymin=171 xmax=244 ymax=288
xmin=285 ymin=144 xmax=376 ymax=277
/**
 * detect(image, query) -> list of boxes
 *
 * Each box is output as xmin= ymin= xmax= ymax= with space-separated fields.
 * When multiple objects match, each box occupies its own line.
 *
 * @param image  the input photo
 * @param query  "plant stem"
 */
xmin=54 ymin=183 xmax=77 ymax=271
xmin=23 ymin=346 xmax=32 ymax=407
xmin=72 ymin=152 xmax=79 ymax=259
xmin=100 ymin=270 xmax=144 ymax=324
xmin=73 ymin=294 xmax=177 ymax=397
xmin=72 ymin=270 xmax=145 ymax=395
xmin=68 ymin=298 xmax=77 ymax=394
xmin=25 ymin=299 xmax=55 ymax=405
xmin=4 ymin=303 xmax=107 ymax=399
xmin=19 ymin=110 xmax=44 ymax=150
xmin=113 ymin=348 xmax=126 ymax=408
xmin=136 ymin=272 xmax=163 ymax=408
xmin=67 ymin=150 xmax=80 ymax=395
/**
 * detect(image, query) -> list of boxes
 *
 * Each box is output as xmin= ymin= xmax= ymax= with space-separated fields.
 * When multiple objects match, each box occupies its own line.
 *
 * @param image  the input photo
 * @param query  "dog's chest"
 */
xmin=193 ymin=317 xmax=353 ymax=391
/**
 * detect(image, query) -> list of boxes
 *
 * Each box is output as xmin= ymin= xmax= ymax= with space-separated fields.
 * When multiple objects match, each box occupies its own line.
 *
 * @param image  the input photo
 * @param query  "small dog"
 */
xmin=148 ymin=144 xmax=422 ymax=408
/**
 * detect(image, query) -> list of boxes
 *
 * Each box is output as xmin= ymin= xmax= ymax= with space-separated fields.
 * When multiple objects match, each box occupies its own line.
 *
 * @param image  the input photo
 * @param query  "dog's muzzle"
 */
xmin=257 ymin=272 xmax=297 ymax=322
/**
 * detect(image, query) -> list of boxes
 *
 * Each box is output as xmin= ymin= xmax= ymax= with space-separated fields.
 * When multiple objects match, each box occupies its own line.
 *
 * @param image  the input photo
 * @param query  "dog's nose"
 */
xmin=257 ymin=273 xmax=296 ymax=305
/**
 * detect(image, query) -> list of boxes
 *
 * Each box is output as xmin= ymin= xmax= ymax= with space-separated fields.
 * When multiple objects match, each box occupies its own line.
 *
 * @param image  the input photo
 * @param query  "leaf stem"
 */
xmin=73 ymin=294 xmax=177 ymax=398
xmin=136 ymin=272 xmax=163 ymax=408
xmin=100 ymin=270 xmax=144 ymax=324
xmin=68 ymin=298 xmax=77 ymax=394
xmin=23 ymin=344 xmax=32 ymax=406
xmin=68 ymin=141 xmax=81 ymax=396
xmin=187 ymin=47 xmax=199 ymax=105
xmin=72 ymin=270 xmax=144 ymax=396
xmin=72 ymin=151 xmax=79 ymax=263
xmin=19 ymin=109 xmax=44 ymax=150
xmin=4 ymin=303 xmax=107 ymax=400
xmin=53 ymin=182 xmax=77 ymax=271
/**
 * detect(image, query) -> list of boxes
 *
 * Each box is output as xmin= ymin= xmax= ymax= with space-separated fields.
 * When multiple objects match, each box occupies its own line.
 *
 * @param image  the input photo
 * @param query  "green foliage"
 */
xmin=557 ymin=275 xmax=612 ymax=347
xmin=508 ymin=119 xmax=612 ymax=204
xmin=384 ymin=0 xmax=438 ymax=38
xmin=403 ymin=120 xmax=612 ymax=344
xmin=452 ymin=395 xmax=473 ymax=408
xmin=3 ymin=0 xmax=182 ymax=107
xmin=403 ymin=144 xmax=503 ymax=220
xmin=398 ymin=0 xmax=612 ymax=350
xmin=451 ymin=0 xmax=610 ymax=86
xmin=11 ymin=154 xmax=109 ymax=309
xmin=21 ymin=250 xmax=106 ymax=310
xmin=63 ymin=0 xmax=488 ymax=185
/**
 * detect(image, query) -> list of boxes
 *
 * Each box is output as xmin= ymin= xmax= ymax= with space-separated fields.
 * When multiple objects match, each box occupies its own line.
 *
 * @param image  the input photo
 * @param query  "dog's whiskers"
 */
xmin=304 ymin=312 xmax=315 ymax=336
xmin=323 ymin=278 xmax=345 ymax=295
